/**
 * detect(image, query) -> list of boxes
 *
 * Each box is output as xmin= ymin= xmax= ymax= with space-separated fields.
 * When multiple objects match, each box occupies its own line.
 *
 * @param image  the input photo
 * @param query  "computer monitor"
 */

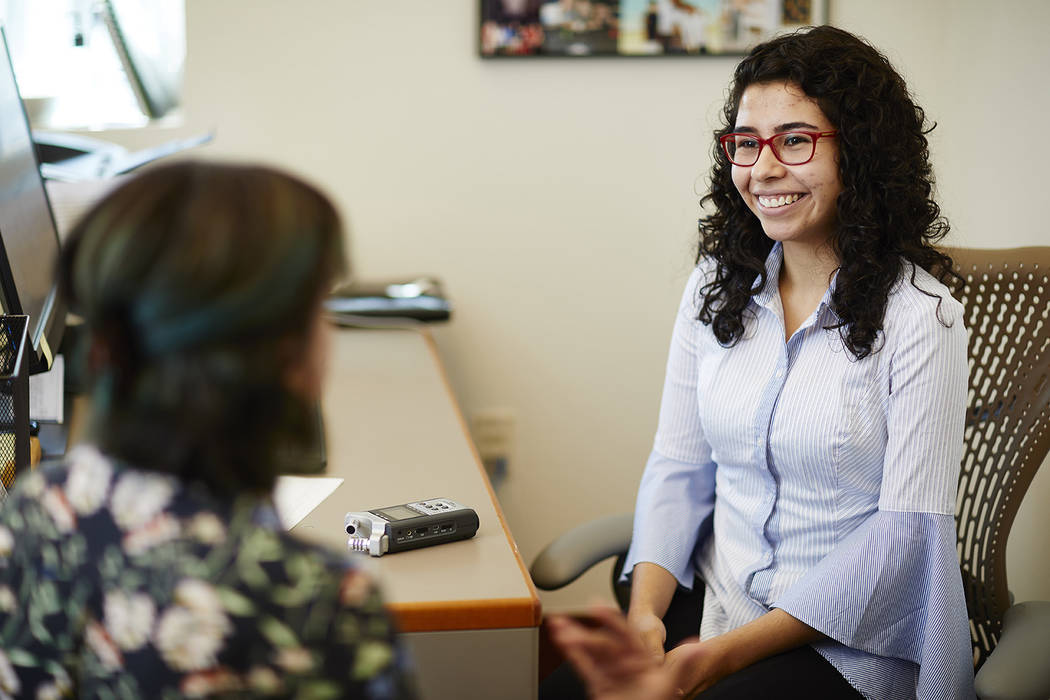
xmin=102 ymin=0 xmax=182 ymax=120
xmin=0 ymin=27 xmax=65 ymax=374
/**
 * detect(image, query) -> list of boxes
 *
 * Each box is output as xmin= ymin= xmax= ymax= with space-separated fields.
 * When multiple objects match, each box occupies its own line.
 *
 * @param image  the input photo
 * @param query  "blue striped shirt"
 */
xmin=623 ymin=242 xmax=975 ymax=699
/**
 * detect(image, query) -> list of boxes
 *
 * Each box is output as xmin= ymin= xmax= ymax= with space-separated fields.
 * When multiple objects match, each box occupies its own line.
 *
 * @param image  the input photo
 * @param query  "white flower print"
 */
xmin=180 ymin=668 xmax=241 ymax=697
xmin=0 ymin=650 xmax=19 ymax=695
xmin=103 ymin=590 xmax=155 ymax=651
xmin=0 ymin=526 xmax=12 ymax=558
xmin=110 ymin=471 xmax=175 ymax=531
xmin=20 ymin=471 xmax=44 ymax=498
xmin=41 ymin=487 xmax=75 ymax=534
xmin=185 ymin=512 xmax=226 ymax=545
xmin=0 ymin=585 xmax=14 ymax=613
xmin=154 ymin=607 xmax=223 ymax=672
xmin=85 ymin=621 xmax=123 ymax=672
xmin=173 ymin=579 xmax=224 ymax=616
xmin=35 ymin=683 xmax=61 ymax=700
xmin=64 ymin=446 xmax=113 ymax=515
xmin=247 ymin=666 xmax=283 ymax=694
xmin=122 ymin=513 xmax=180 ymax=556
xmin=274 ymin=646 xmax=314 ymax=674
xmin=34 ymin=668 xmax=70 ymax=700
xmin=154 ymin=579 xmax=232 ymax=672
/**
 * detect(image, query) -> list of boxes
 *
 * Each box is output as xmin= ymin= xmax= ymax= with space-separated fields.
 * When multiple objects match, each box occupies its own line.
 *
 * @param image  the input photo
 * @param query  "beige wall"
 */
xmin=112 ymin=0 xmax=1050 ymax=611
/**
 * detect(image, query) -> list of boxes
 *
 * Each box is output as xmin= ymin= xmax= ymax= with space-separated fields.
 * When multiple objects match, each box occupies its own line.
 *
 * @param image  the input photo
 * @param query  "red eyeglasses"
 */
xmin=718 ymin=130 xmax=838 ymax=167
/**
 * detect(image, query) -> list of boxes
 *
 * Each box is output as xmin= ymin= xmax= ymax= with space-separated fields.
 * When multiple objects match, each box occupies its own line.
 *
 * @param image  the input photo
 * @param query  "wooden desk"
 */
xmin=292 ymin=327 xmax=541 ymax=699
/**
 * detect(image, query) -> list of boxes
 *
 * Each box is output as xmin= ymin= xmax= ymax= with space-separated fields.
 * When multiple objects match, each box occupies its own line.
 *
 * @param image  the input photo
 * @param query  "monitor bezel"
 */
xmin=0 ymin=26 xmax=66 ymax=375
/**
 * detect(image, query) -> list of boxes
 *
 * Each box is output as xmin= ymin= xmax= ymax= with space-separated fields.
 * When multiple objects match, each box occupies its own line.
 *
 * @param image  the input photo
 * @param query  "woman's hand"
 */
xmin=551 ymin=606 xmax=825 ymax=699
xmin=549 ymin=605 xmax=709 ymax=700
xmin=626 ymin=608 xmax=667 ymax=661
xmin=663 ymin=639 xmax=727 ymax=697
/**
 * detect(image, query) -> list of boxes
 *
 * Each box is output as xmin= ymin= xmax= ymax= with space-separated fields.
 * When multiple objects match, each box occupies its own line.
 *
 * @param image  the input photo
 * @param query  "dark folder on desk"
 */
xmin=324 ymin=277 xmax=452 ymax=322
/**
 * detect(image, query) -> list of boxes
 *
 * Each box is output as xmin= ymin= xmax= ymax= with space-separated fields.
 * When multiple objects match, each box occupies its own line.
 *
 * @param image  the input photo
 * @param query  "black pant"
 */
xmin=695 ymin=645 xmax=862 ymax=699
xmin=539 ymin=583 xmax=862 ymax=699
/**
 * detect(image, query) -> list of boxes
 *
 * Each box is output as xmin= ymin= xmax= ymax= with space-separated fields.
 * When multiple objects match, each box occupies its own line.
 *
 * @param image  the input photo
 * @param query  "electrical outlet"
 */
xmin=471 ymin=409 xmax=515 ymax=486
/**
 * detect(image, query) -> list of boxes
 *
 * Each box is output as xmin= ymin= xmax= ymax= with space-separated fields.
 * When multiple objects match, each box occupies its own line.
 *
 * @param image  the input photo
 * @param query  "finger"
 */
xmin=581 ymin=619 xmax=656 ymax=670
xmin=559 ymin=608 xmax=640 ymax=655
xmin=587 ymin=616 xmax=665 ymax=674
xmin=551 ymin=615 xmax=628 ymax=659
xmin=584 ymin=603 xmax=635 ymax=631
xmin=559 ymin=637 xmax=605 ymax=689
xmin=552 ymin=619 xmax=644 ymax=669
xmin=550 ymin=617 xmax=630 ymax=691
xmin=585 ymin=604 xmax=654 ymax=657
xmin=550 ymin=616 xmax=656 ymax=678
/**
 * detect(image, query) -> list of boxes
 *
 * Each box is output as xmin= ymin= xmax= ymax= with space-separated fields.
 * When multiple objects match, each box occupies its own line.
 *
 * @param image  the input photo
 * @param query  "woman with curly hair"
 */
xmin=546 ymin=25 xmax=973 ymax=700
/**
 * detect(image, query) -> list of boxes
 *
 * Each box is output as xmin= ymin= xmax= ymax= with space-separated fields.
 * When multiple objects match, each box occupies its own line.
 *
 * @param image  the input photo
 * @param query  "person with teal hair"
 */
xmin=0 ymin=161 xmax=419 ymax=698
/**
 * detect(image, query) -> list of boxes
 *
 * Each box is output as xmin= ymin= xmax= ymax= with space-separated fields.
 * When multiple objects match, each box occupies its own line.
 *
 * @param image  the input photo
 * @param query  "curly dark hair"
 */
xmin=697 ymin=25 xmax=957 ymax=359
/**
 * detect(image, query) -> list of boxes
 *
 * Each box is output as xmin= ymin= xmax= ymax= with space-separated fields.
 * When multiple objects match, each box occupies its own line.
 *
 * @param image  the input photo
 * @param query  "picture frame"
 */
xmin=479 ymin=0 xmax=828 ymax=58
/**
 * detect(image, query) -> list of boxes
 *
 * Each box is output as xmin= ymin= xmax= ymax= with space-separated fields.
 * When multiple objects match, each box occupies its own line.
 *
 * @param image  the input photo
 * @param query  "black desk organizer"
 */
xmin=0 ymin=315 xmax=29 ymax=492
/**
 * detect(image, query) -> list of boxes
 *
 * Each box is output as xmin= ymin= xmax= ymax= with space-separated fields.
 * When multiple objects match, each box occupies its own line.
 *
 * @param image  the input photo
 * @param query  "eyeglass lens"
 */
xmin=724 ymin=132 xmax=816 ymax=166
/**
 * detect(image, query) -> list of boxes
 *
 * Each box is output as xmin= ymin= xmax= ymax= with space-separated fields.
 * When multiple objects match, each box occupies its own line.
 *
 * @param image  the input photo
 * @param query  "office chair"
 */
xmin=530 ymin=247 xmax=1050 ymax=700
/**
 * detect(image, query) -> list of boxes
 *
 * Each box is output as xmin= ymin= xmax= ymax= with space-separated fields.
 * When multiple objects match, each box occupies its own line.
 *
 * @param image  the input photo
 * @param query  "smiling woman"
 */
xmin=545 ymin=25 xmax=974 ymax=700
xmin=698 ymin=25 xmax=955 ymax=359
xmin=728 ymin=82 xmax=843 ymax=261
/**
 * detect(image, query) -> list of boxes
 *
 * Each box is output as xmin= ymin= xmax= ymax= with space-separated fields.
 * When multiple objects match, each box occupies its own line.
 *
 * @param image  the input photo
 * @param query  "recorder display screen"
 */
xmin=374 ymin=505 xmax=419 ymax=522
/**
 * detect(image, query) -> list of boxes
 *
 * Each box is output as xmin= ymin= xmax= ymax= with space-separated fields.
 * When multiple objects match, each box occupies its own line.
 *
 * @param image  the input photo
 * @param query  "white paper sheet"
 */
xmin=29 ymin=355 xmax=64 ymax=423
xmin=273 ymin=476 xmax=343 ymax=530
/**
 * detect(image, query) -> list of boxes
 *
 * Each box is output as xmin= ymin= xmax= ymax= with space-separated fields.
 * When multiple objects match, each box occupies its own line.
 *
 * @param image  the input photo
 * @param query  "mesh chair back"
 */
xmin=0 ymin=316 xmax=30 ymax=492
xmin=949 ymin=247 xmax=1050 ymax=668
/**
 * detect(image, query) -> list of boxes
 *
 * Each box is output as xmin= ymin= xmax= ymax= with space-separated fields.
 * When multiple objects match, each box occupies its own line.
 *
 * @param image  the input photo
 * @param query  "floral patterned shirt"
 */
xmin=0 ymin=446 xmax=418 ymax=699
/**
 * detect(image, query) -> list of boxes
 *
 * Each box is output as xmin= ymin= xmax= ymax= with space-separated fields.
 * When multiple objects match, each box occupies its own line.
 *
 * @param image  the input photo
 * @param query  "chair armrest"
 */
xmin=975 ymin=600 xmax=1050 ymax=700
xmin=529 ymin=513 xmax=633 ymax=590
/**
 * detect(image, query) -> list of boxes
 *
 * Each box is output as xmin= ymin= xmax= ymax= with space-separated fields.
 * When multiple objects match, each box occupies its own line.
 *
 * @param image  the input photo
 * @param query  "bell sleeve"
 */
xmin=773 ymin=511 xmax=974 ymax=698
xmin=622 ymin=267 xmax=717 ymax=589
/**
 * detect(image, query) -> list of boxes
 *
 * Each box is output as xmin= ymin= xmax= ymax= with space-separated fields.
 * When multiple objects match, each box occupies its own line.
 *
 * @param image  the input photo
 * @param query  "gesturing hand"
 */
xmin=548 ymin=605 xmax=710 ymax=700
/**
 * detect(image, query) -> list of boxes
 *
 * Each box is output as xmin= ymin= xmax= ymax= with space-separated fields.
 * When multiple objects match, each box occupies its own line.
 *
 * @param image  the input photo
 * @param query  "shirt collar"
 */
xmin=751 ymin=241 xmax=842 ymax=324
xmin=751 ymin=242 xmax=784 ymax=311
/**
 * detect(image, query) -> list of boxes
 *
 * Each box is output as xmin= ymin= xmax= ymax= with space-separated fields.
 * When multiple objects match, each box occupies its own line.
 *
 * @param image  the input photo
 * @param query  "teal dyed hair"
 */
xmin=59 ymin=160 xmax=347 ymax=496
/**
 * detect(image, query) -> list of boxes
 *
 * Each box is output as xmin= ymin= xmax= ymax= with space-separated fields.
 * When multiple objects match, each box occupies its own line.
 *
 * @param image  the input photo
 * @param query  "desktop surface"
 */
xmin=291 ymin=327 xmax=540 ymax=633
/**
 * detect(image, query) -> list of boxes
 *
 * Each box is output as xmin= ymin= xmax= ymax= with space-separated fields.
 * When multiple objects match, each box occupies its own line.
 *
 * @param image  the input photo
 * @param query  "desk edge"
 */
xmin=421 ymin=329 xmax=542 ymax=629
xmin=390 ymin=597 xmax=539 ymax=633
